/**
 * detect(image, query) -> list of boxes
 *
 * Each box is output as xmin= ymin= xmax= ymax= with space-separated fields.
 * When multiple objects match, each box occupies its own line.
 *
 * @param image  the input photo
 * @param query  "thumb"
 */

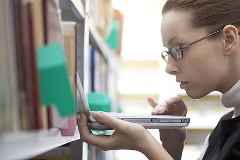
xmin=94 ymin=112 xmax=126 ymax=130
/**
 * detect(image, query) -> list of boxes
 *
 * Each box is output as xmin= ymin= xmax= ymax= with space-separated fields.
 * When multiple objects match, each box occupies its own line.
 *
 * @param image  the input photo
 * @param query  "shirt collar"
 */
xmin=221 ymin=80 xmax=240 ymax=117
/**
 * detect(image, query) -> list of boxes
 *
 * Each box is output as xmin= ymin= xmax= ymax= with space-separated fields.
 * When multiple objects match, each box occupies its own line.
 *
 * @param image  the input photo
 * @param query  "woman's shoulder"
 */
xmin=220 ymin=110 xmax=234 ymax=120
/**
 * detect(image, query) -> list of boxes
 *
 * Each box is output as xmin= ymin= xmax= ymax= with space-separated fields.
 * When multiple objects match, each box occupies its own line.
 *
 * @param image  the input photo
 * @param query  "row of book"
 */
xmin=89 ymin=45 xmax=108 ymax=93
xmin=0 ymin=0 xmax=79 ymax=135
xmin=89 ymin=0 xmax=113 ymax=39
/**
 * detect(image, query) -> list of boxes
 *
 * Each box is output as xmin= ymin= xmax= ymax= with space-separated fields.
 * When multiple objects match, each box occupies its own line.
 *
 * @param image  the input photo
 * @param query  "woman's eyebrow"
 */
xmin=167 ymin=36 xmax=178 ymax=47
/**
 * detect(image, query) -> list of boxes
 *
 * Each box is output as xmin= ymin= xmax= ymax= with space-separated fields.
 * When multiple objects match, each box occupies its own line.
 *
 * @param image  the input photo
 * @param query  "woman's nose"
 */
xmin=165 ymin=57 xmax=179 ymax=75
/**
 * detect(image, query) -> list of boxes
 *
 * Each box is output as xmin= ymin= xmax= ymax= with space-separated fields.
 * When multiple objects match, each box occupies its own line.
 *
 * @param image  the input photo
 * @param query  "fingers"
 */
xmin=151 ymin=102 xmax=164 ymax=115
xmin=147 ymin=97 xmax=158 ymax=108
xmin=166 ymin=96 xmax=187 ymax=116
xmin=166 ymin=96 xmax=184 ymax=105
xmin=77 ymin=113 xmax=100 ymax=146
xmin=77 ymin=113 xmax=91 ymax=139
xmin=94 ymin=112 xmax=132 ymax=131
xmin=78 ymin=112 xmax=152 ymax=151
xmin=77 ymin=113 xmax=111 ymax=149
xmin=147 ymin=97 xmax=166 ymax=115
xmin=78 ymin=112 xmax=139 ymax=151
xmin=149 ymin=96 xmax=187 ymax=116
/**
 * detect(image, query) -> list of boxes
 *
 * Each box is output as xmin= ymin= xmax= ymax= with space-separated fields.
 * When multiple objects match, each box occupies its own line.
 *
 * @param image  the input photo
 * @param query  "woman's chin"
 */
xmin=186 ymin=91 xmax=209 ymax=100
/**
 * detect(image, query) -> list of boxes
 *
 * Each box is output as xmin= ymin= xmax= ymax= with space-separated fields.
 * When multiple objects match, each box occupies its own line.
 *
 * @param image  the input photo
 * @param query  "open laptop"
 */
xmin=76 ymin=74 xmax=190 ymax=130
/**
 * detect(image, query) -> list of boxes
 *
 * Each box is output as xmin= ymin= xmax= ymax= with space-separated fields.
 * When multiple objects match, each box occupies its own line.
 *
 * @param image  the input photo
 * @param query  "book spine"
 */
xmin=21 ymin=0 xmax=42 ymax=130
xmin=26 ymin=2 xmax=43 ymax=129
xmin=0 ymin=0 xmax=21 ymax=131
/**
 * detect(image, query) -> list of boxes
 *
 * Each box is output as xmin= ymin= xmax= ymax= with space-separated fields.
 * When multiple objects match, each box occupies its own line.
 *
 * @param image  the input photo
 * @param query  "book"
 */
xmin=21 ymin=0 xmax=43 ymax=130
xmin=61 ymin=22 xmax=78 ymax=136
xmin=42 ymin=0 xmax=70 ymax=130
xmin=42 ymin=0 xmax=53 ymax=128
xmin=32 ymin=0 xmax=48 ymax=129
xmin=89 ymin=46 xmax=108 ymax=93
xmin=62 ymin=22 xmax=77 ymax=106
xmin=37 ymin=44 xmax=75 ymax=129
xmin=12 ymin=0 xmax=29 ymax=130
xmin=1 ymin=0 xmax=21 ymax=131
xmin=0 ymin=0 xmax=6 ymax=132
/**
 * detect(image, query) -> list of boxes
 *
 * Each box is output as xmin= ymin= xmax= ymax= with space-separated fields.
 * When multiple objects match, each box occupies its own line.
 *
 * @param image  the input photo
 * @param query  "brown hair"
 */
xmin=162 ymin=0 xmax=240 ymax=32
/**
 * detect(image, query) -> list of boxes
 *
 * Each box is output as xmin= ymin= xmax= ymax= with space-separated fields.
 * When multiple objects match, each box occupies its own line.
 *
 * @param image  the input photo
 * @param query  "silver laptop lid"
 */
xmin=76 ymin=73 xmax=90 ymax=114
xmin=76 ymin=73 xmax=98 ymax=122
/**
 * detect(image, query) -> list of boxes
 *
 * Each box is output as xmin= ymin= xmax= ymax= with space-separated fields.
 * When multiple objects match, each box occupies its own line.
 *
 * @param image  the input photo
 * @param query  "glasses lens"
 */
xmin=161 ymin=51 xmax=168 ymax=62
xmin=170 ymin=46 xmax=183 ymax=60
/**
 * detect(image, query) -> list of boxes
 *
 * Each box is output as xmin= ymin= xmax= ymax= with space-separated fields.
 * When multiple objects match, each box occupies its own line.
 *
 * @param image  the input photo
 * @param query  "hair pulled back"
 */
xmin=162 ymin=0 xmax=240 ymax=32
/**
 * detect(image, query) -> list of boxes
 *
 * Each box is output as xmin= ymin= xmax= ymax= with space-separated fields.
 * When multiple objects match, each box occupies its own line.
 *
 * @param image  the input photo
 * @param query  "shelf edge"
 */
xmin=0 ymin=127 xmax=80 ymax=159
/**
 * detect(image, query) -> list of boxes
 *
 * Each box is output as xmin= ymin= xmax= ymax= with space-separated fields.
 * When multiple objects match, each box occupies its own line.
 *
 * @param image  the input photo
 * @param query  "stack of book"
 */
xmin=0 ymin=0 xmax=79 ymax=136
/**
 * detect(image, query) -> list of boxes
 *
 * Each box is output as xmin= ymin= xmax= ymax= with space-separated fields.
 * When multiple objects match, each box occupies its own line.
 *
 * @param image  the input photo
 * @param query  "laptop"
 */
xmin=76 ymin=74 xmax=190 ymax=130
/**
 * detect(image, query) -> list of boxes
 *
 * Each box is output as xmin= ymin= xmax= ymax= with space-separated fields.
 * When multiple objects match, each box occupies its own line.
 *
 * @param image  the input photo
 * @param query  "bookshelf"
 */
xmin=0 ymin=0 xmax=82 ymax=159
xmin=1 ymin=0 xmax=116 ymax=159
xmin=59 ymin=0 xmax=89 ymax=88
xmin=59 ymin=0 xmax=117 ymax=160
xmin=0 ymin=127 xmax=79 ymax=160
xmin=89 ymin=19 xmax=112 ymax=61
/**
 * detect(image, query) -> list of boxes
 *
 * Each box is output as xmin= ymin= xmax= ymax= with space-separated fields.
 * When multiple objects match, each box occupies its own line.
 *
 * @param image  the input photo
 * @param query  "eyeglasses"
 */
xmin=161 ymin=29 xmax=222 ymax=63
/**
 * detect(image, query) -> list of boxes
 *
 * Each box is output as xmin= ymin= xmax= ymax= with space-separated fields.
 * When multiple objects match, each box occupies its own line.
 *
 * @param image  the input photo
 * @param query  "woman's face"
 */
xmin=161 ymin=10 xmax=230 ymax=99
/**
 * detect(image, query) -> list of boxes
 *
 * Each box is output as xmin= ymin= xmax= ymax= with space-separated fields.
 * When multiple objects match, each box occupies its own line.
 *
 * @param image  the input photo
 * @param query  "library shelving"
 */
xmin=0 ymin=0 xmax=116 ymax=160
xmin=0 ymin=127 xmax=80 ymax=159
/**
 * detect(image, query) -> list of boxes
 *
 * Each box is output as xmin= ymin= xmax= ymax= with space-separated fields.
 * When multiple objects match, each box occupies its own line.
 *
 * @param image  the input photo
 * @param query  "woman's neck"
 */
xmin=221 ymin=80 xmax=240 ymax=117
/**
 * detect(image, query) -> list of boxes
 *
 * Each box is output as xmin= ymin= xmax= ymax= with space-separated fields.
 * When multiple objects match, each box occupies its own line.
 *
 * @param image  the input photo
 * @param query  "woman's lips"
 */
xmin=180 ymin=82 xmax=189 ymax=89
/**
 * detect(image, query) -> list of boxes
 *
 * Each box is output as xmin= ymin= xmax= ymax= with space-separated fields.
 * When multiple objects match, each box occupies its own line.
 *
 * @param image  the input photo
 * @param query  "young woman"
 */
xmin=78 ymin=0 xmax=240 ymax=159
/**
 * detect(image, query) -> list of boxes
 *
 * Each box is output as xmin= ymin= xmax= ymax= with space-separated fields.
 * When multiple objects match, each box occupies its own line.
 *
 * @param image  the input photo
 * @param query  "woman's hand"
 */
xmin=148 ymin=96 xmax=187 ymax=116
xmin=78 ymin=112 xmax=173 ymax=160
xmin=147 ymin=96 xmax=187 ymax=160
xmin=78 ymin=112 xmax=148 ymax=151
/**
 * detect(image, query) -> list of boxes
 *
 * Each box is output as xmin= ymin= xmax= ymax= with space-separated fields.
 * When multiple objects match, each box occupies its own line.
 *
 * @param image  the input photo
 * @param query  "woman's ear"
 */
xmin=222 ymin=25 xmax=239 ymax=55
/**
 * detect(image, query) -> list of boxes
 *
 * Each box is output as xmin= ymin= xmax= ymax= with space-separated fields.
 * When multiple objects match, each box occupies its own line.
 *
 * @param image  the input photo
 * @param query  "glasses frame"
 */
xmin=161 ymin=28 xmax=240 ymax=63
